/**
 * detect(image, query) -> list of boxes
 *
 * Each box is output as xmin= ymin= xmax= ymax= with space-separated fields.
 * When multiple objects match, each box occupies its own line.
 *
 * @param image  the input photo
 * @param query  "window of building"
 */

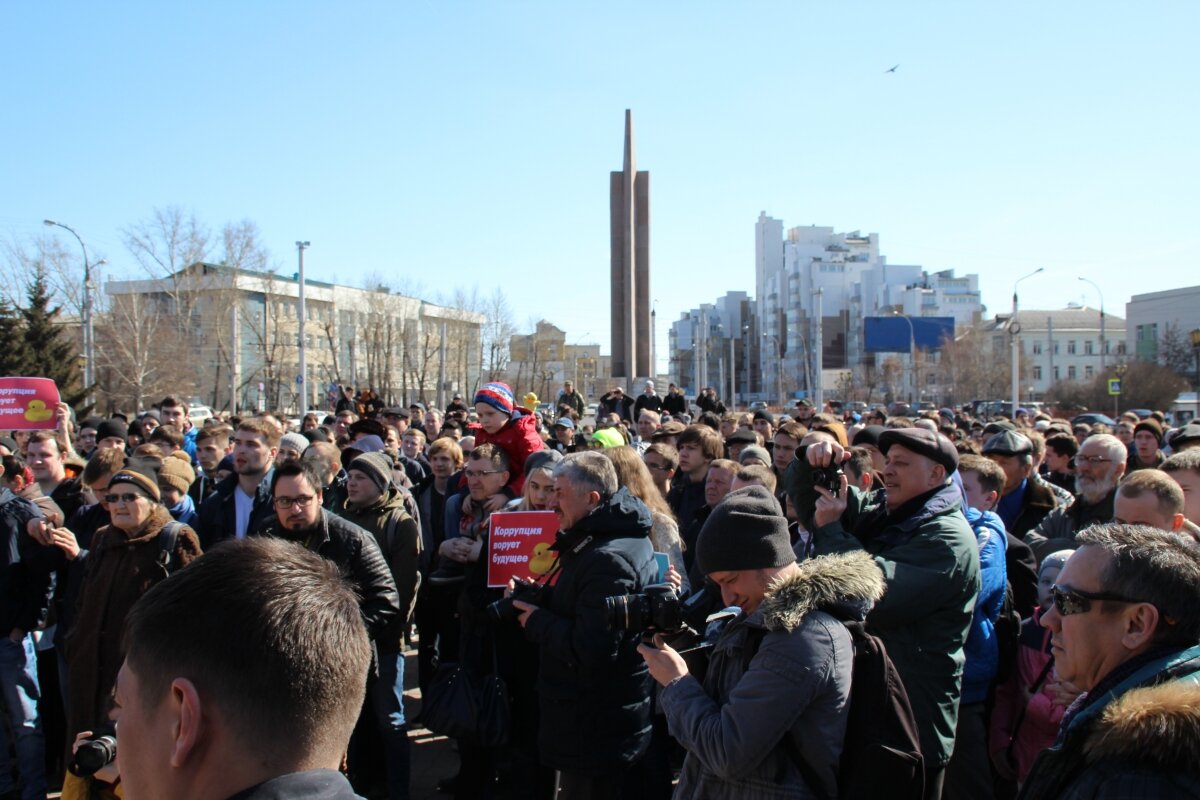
xmin=1053 ymin=342 xmax=1059 ymax=354
xmin=1085 ymin=340 xmax=1093 ymax=355
xmin=1068 ymin=366 xmax=1077 ymax=380
xmin=1032 ymin=341 xmax=1042 ymax=355
xmin=1085 ymin=366 xmax=1094 ymax=379
xmin=1033 ymin=366 xmax=1042 ymax=380
xmin=1054 ymin=366 xmax=1061 ymax=381
xmin=1067 ymin=340 xmax=1076 ymax=355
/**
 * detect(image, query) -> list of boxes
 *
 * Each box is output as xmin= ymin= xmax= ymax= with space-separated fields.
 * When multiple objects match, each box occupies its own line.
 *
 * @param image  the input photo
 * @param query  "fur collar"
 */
xmin=1083 ymin=680 xmax=1200 ymax=772
xmin=759 ymin=551 xmax=885 ymax=633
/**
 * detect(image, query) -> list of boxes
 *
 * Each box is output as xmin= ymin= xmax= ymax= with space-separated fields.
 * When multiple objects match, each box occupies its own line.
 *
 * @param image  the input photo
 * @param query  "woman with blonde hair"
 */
xmin=602 ymin=446 xmax=687 ymax=592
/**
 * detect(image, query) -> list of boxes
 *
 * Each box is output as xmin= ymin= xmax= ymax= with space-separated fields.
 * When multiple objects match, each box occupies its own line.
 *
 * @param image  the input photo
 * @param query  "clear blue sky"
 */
xmin=3 ymin=2 xmax=1197 ymax=373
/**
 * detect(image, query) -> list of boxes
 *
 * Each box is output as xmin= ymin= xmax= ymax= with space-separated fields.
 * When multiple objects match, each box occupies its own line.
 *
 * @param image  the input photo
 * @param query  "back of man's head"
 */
xmin=123 ymin=537 xmax=370 ymax=779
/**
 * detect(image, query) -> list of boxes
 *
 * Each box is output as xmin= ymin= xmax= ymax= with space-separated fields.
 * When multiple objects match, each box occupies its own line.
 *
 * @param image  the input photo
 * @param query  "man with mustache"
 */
xmin=1025 ymin=434 xmax=1126 ymax=563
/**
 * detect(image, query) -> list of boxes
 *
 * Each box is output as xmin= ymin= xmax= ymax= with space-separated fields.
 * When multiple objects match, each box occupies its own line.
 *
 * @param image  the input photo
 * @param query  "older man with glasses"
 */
xmin=1018 ymin=524 xmax=1200 ymax=798
xmin=1025 ymin=434 xmax=1127 ymax=562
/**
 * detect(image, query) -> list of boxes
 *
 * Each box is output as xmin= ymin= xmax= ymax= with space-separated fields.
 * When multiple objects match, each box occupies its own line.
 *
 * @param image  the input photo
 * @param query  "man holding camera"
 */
xmin=786 ymin=428 xmax=981 ymax=800
xmin=510 ymin=451 xmax=658 ymax=798
xmin=639 ymin=486 xmax=881 ymax=797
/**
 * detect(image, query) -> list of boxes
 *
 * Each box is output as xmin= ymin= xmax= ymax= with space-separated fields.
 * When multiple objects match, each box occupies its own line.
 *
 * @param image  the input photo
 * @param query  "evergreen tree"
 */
xmin=20 ymin=264 xmax=89 ymax=411
xmin=0 ymin=298 xmax=28 ymax=376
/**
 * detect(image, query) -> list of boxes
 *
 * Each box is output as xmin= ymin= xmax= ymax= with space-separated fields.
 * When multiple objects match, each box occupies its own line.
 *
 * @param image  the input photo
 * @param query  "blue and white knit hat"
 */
xmin=475 ymin=382 xmax=515 ymax=416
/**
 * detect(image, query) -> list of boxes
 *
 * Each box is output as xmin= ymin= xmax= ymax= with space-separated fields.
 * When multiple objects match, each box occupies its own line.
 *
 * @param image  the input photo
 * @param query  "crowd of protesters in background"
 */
xmin=0 ymin=381 xmax=1196 ymax=800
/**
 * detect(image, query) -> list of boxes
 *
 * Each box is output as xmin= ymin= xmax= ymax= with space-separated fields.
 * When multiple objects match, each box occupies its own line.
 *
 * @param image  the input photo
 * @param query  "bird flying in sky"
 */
xmin=885 ymin=64 xmax=899 ymax=73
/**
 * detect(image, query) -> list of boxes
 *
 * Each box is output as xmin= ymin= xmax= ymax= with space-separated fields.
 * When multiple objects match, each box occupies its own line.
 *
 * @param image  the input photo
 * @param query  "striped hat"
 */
xmin=475 ymin=382 xmax=515 ymax=416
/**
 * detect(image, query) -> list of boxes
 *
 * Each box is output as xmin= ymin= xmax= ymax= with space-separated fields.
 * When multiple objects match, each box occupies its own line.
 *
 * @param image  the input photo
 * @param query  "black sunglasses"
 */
xmin=1051 ymin=584 xmax=1143 ymax=616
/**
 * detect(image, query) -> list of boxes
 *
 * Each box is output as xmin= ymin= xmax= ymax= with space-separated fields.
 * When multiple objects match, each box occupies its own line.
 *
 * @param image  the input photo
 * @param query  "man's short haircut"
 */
xmin=959 ymin=454 xmax=1007 ymax=497
xmin=1162 ymin=449 xmax=1200 ymax=475
xmin=148 ymin=424 xmax=184 ymax=449
xmin=159 ymin=396 xmax=189 ymax=414
xmin=1045 ymin=433 xmax=1079 ymax=459
xmin=1074 ymin=523 xmax=1200 ymax=646
xmin=696 ymin=411 xmax=722 ymax=432
xmin=403 ymin=428 xmax=427 ymax=446
xmin=27 ymin=431 xmax=61 ymax=452
xmin=775 ymin=421 xmax=807 ymax=442
xmin=810 ymin=420 xmax=848 ymax=447
xmin=1083 ymin=433 xmax=1128 ymax=464
xmin=468 ymin=442 xmax=510 ymax=472
xmin=554 ymin=451 xmax=618 ymax=498
xmin=83 ymin=447 xmax=126 ymax=485
xmin=237 ymin=417 xmax=282 ymax=449
xmin=842 ymin=447 xmax=876 ymax=484
xmin=195 ymin=424 xmax=234 ymax=448
xmin=427 ymin=436 xmax=464 ymax=466
xmin=638 ymin=409 xmax=661 ymax=426
xmin=269 ymin=459 xmax=324 ymax=495
xmin=123 ymin=537 xmax=371 ymax=768
xmin=645 ymin=443 xmax=679 ymax=472
xmin=1117 ymin=470 xmax=1185 ymax=518
xmin=734 ymin=465 xmax=777 ymax=494
xmin=302 ymin=441 xmax=340 ymax=479
xmin=677 ymin=424 xmax=723 ymax=463
xmin=708 ymin=458 xmax=739 ymax=476
xmin=1026 ymin=429 xmax=1046 ymax=460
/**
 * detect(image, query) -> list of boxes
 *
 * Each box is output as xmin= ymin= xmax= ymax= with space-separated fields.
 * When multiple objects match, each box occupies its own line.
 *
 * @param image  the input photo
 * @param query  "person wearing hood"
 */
xmin=788 ymin=428 xmax=981 ymax=799
xmin=640 ymin=486 xmax=878 ymax=799
xmin=509 ymin=451 xmax=658 ymax=798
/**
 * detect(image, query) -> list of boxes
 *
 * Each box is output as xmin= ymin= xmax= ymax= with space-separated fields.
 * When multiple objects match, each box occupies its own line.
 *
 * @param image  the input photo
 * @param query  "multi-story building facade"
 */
xmin=668 ymin=291 xmax=759 ymax=404
xmin=103 ymin=262 xmax=484 ymax=414
xmin=1125 ymin=286 xmax=1200 ymax=364
xmin=983 ymin=305 xmax=1127 ymax=397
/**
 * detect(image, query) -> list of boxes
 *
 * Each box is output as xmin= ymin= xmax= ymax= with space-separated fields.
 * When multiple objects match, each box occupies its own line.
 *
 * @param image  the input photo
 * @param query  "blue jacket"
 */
xmin=961 ymin=507 xmax=1008 ymax=704
xmin=168 ymin=492 xmax=200 ymax=528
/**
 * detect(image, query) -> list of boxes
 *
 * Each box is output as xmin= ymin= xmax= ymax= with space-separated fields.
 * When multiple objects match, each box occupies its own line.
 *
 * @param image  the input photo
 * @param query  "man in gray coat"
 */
xmin=640 ymin=486 xmax=882 ymax=799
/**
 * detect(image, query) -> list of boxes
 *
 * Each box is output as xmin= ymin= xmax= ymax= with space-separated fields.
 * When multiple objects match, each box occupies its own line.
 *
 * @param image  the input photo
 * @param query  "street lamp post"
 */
xmin=1011 ymin=268 xmax=1044 ymax=418
xmin=296 ymin=241 xmax=310 ymax=413
xmin=1078 ymin=277 xmax=1106 ymax=372
xmin=43 ymin=219 xmax=99 ymax=407
xmin=1190 ymin=329 xmax=1200 ymax=390
xmin=813 ymin=289 xmax=824 ymax=410
xmin=892 ymin=310 xmax=916 ymax=404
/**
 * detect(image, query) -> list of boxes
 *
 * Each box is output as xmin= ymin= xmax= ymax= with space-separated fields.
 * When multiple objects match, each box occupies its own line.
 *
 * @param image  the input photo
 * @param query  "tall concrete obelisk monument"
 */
xmin=610 ymin=109 xmax=651 ymax=382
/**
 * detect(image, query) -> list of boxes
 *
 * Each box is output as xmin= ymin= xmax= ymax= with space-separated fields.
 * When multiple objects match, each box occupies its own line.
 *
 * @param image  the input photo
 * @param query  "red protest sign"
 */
xmin=487 ymin=510 xmax=560 ymax=588
xmin=0 ymin=378 xmax=61 ymax=431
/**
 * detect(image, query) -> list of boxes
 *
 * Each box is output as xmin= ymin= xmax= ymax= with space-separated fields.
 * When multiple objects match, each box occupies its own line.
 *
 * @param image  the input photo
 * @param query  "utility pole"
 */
xmin=296 ymin=241 xmax=310 ymax=413
xmin=231 ymin=304 xmax=241 ymax=415
xmin=813 ymin=289 xmax=824 ymax=409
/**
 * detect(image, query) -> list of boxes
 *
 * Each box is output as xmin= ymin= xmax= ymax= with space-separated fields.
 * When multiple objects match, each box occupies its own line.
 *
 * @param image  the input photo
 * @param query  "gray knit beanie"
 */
xmin=349 ymin=451 xmax=394 ymax=493
xmin=280 ymin=432 xmax=310 ymax=455
xmin=696 ymin=485 xmax=795 ymax=576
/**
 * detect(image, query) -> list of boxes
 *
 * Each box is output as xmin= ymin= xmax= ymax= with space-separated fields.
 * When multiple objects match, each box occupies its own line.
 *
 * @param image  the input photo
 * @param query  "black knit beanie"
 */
xmin=696 ymin=485 xmax=795 ymax=576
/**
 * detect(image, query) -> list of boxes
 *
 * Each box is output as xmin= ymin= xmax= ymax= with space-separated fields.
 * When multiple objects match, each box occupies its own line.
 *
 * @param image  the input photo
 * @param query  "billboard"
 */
xmin=864 ymin=316 xmax=955 ymax=353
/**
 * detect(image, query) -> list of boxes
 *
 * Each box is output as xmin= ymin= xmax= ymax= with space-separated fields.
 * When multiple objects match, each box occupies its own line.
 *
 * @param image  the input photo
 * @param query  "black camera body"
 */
xmin=69 ymin=723 xmax=117 ymax=777
xmin=812 ymin=465 xmax=844 ymax=497
xmin=487 ymin=577 xmax=545 ymax=623
xmin=604 ymin=583 xmax=689 ymax=636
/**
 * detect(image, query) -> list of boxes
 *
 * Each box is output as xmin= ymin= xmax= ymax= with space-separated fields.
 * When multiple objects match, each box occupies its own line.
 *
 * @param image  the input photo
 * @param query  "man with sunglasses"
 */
xmin=1025 ymin=435 xmax=1126 ymax=562
xmin=1019 ymin=524 xmax=1200 ymax=798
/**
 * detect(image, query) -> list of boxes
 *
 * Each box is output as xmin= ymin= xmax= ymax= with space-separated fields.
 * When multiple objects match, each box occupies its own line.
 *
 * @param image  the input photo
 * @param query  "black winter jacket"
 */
xmin=0 ymin=488 xmax=51 ymax=636
xmin=257 ymin=509 xmax=401 ymax=645
xmin=522 ymin=487 xmax=658 ymax=775
xmin=196 ymin=471 xmax=275 ymax=550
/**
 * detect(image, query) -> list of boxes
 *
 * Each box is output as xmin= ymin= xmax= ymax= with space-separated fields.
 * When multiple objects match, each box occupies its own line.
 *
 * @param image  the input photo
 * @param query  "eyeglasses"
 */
xmin=1051 ymin=584 xmax=1143 ymax=616
xmin=274 ymin=495 xmax=316 ymax=509
xmin=1076 ymin=455 xmax=1114 ymax=465
xmin=104 ymin=493 xmax=145 ymax=505
xmin=463 ymin=469 xmax=504 ymax=479
xmin=645 ymin=462 xmax=670 ymax=472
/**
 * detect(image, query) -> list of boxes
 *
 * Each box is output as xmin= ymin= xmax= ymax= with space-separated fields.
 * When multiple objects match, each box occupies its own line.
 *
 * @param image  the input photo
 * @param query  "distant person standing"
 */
xmin=557 ymin=381 xmax=586 ymax=417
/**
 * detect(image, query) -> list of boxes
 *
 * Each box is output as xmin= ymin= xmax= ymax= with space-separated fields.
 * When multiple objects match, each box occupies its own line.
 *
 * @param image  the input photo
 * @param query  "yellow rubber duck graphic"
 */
xmin=24 ymin=400 xmax=53 ymax=423
xmin=528 ymin=542 xmax=556 ymax=576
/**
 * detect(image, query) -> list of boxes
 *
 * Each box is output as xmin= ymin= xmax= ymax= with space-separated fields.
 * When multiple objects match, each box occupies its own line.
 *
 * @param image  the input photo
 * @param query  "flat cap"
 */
xmin=983 ymin=420 xmax=1016 ymax=435
xmin=851 ymin=424 xmax=886 ymax=448
xmin=381 ymin=406 xmax=410 ymax=419
xmin=725 ymin=429 xmax=758 ymax=445
xmin=1170 ymin=421 xmax=1200 ymax=448
xmin=878 ymin=428 xmax=959 ymax=475
xmin=752 ymin=409 xmax=776 ymax=424
xmin=983 ymin=430 xmax=1033 ymax=457
xmin=653 ymin=421 xmax=686 ymax=438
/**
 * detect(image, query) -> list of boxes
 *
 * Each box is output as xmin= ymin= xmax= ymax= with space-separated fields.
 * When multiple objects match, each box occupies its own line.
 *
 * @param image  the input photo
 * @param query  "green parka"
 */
xmin=787 ymin=462 xmax=980 ymax=768
xmin=339 ymin=488 xmax=421 ymax=646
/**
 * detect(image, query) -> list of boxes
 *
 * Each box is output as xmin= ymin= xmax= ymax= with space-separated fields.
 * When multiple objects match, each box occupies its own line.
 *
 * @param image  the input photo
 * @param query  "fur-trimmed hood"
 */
xmin=759 ymin=550 xmax=886 ymax=633
xmin=1083 ymin=680 xmax=1200 ymax=773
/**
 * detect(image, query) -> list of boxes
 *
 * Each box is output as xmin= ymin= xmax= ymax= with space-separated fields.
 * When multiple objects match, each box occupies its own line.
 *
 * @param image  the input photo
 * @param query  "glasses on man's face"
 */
xmin=463 ymin=469 xmax=503 ymax=479
xmin=645 ymin=461 xmax=669 ymax=473
xmin=274 ymin=495 xmax=316 ymax=510
xmin=1076 ymin=455 xmax=1113 ymax=465
xmin=1051 ymin=584 xmax=1142 ymax=616
xmin=104 ymin=493 xmax=144 ymax=505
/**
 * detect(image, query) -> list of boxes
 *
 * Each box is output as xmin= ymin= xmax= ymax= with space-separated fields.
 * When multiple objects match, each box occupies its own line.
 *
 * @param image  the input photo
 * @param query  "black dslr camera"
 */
xmin=603 ymin=583 xmax=689 ymax=636
xmin=487 ymin=577 xmax=546 ymax=623
xmin=812 ymin=465 xmax=844 ymax=497
xmin=69 ymin=723 xmax=117 ymax=777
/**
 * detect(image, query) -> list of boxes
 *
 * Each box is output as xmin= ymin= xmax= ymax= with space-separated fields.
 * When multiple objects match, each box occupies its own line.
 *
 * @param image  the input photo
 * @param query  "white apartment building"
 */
xmin=985 ymin=305 xmax=1127 ymax=396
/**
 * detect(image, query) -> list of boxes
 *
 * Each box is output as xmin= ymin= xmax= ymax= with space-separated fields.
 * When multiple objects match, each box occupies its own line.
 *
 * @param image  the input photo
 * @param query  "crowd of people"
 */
xmin=0 ymin=381 xmax=1197 ymax=799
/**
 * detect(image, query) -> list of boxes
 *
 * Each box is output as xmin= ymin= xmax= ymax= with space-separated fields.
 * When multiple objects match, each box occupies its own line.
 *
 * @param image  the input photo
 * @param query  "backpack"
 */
xmin=745 ymin=620 xmax=924 ymax=800
xmin=153 ymin=521 xmax=187 ymax=579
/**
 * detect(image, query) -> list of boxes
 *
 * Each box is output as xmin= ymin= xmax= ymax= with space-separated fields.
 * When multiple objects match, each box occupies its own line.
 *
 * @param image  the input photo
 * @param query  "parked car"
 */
xmin=1072 ymin=413 xmax=1117 ymax=427
xmin=188 ymin=405 xmax=214 ymax=426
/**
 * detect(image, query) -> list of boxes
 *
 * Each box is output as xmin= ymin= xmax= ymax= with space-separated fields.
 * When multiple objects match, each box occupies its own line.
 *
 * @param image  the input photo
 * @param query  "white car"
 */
xmin=188 ymin=405 xmax=214 ymax=426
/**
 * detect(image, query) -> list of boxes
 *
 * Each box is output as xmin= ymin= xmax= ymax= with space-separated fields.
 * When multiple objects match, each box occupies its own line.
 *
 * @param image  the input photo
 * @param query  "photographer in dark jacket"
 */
xmin=510 ymin=451 xmax=658 ymax=798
